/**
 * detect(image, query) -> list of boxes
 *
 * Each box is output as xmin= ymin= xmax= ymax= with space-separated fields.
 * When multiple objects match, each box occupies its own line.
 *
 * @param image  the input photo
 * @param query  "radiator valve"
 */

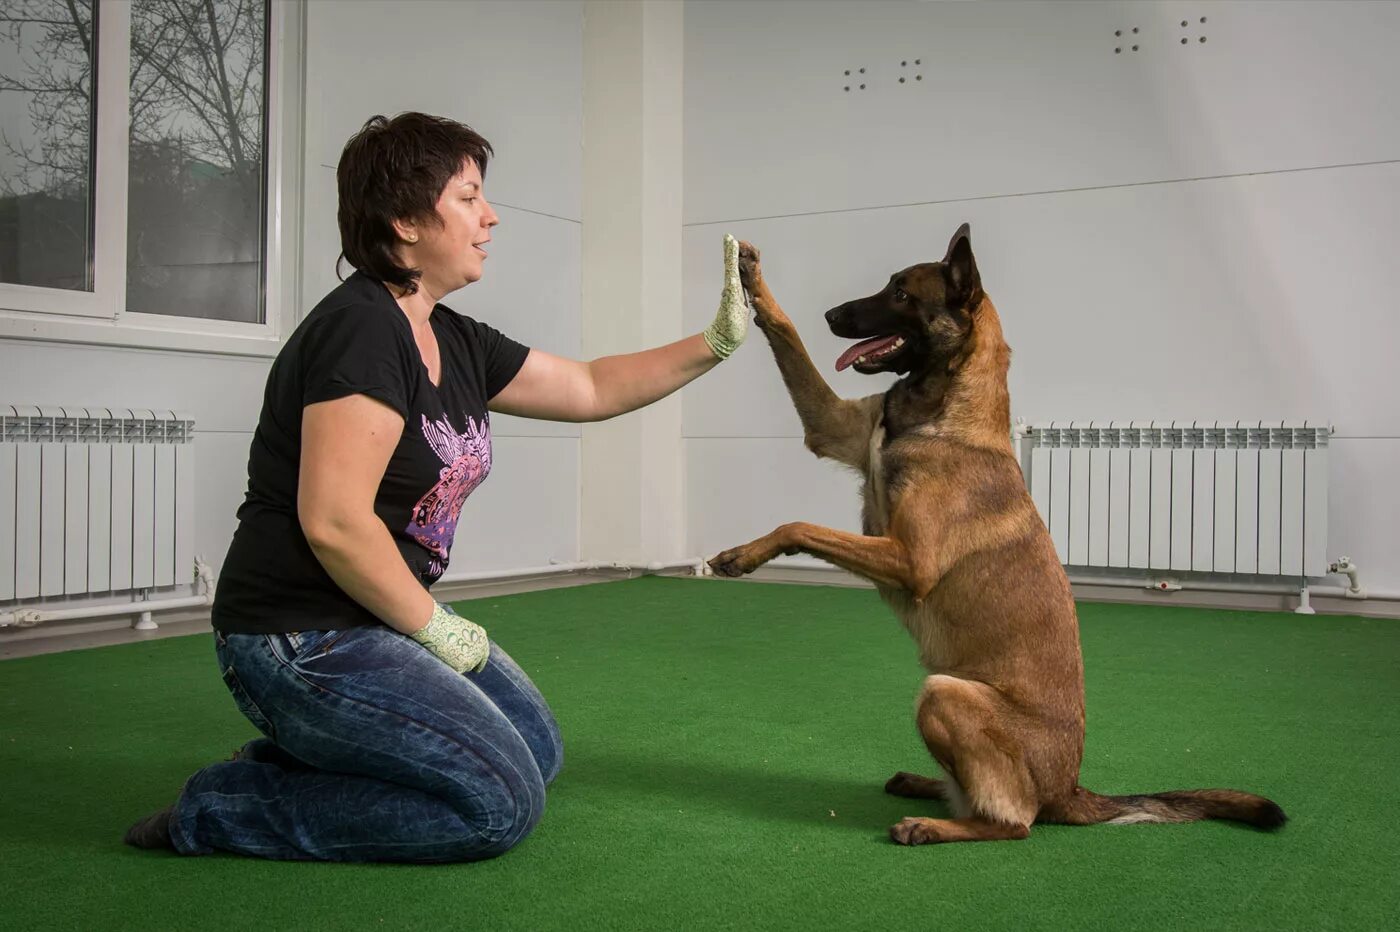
xmin=192 ymin=557 xmax=215 ymax=600
xmin=1327 ymin=557 xmax=1365 ymax=599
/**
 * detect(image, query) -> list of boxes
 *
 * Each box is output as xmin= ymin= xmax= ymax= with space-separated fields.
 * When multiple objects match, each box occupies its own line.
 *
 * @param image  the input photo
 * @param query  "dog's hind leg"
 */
xmin=890 ymin=675 xmax=1037 ymax=846
xmin=884 ymin=772 xmax=948 ymax=800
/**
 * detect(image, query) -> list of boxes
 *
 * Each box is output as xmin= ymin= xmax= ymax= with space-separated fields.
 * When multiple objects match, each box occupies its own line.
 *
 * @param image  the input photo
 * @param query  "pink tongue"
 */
xmin=835 ymin=335 xmax=899 ymax=371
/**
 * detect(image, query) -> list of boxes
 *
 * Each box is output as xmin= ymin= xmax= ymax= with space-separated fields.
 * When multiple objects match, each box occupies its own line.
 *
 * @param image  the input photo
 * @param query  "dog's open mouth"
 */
xmin=835 ymin=335 xmax=906 ymax=372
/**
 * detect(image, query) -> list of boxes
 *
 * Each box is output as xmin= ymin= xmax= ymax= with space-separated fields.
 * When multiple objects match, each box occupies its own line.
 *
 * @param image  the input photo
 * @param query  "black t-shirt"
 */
xmin=212 ymin=271 xmax=530 ymax=634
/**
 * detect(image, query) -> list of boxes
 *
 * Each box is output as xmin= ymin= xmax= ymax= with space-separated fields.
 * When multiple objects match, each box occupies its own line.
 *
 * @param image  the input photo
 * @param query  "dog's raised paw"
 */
xmin=737 ymin=242 xmax=762 ymax=286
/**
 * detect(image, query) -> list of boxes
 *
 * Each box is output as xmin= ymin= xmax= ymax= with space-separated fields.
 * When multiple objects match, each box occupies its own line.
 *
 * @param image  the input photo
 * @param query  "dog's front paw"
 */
xmin=708 ymin=545 xmax=761 ymax=578
xmin=889 ymin=817 xmax=943 ymax=846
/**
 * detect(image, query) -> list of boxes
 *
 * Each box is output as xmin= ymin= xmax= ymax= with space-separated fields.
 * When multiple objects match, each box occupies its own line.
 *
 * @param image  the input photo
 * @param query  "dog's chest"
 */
xmin=862 ymin=423 xmax=891 ymax=535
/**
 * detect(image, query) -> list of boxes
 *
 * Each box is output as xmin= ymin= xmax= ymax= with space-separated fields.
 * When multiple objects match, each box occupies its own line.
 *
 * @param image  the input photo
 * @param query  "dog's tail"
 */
xmin=1050 ymin=786 xmax=1286 ymax=830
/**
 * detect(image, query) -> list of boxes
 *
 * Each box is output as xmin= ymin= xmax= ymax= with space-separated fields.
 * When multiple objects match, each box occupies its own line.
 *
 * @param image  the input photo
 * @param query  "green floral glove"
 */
xmin=409 ymin=602 xmax=490 ymax=674
xmin=701 ymin=233 xmax=748 ymax=360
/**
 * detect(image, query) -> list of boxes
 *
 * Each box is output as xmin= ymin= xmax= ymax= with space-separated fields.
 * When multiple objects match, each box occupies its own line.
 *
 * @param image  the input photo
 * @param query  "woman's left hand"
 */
xmin=409 ymin=603 xmax=491 ymax=674
xmin=491 ymin=232 xmax=742 ymax=422
xmin=701 ymin=233 xmax=748 ymax=360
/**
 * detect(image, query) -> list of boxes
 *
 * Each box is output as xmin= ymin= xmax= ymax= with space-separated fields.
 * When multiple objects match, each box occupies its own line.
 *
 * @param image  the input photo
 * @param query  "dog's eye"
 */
xmin=893 ymin=289 xmax=908 ymax=303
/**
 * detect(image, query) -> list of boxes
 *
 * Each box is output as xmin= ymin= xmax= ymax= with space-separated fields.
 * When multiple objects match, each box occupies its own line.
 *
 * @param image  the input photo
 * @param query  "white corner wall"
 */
xmin=681 ymin=1 xmax=1400 ymax=592
xmin=578 ymin=0 xmax=687 ymax=566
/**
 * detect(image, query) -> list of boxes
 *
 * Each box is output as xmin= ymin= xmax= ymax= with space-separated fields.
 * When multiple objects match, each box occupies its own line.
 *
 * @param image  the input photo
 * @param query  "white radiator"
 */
xmin=1021 ymin=421 xmax=1329 ymax=578
xmin=1 ymin=407 xmax=196 ymax=602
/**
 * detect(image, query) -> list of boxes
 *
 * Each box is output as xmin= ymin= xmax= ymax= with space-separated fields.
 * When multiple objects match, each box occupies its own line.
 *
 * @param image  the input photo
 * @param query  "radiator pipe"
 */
xmin=3 ymin=594 xmax=217 ymax=628
xmin=434 ymin=559 xmax=707 ymax=586
xmin=1078 ymin=572 xmax=1399 ymax=602
xmin=0 ymin=558 xmax=216 ymax=629
xmin=1309 ymin=585 xmax=1400 ymax=601
xmin=759 ymin=558 xmax=1400 ymax=603
xmin=1 ymin=558 xmax=710 ymax=631
xmin=1074 ymin=576 xmax=1400 ymax=604
xmin=435 ymin=560 xmax=627 ymax=584
xmin=656 ymin=558 xmax=713 ymax=577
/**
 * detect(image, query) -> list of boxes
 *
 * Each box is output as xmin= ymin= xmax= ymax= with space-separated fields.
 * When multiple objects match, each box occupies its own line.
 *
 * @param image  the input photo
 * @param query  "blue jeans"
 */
xmin=170 ymin=621 xmax=563 ymax=862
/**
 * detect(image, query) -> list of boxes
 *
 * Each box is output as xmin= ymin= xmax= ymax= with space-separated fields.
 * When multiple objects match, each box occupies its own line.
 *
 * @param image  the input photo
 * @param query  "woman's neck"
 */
xmin=385 ymin=279 xmax=438 ymax=328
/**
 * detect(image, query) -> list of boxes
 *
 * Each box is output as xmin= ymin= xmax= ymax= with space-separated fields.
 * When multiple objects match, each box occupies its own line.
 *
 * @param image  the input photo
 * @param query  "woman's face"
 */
xmin=400 ymin=159 xmax=499 ymax=297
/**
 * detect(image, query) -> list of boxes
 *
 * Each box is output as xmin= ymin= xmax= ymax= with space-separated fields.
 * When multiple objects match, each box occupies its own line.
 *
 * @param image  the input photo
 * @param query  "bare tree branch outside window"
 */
xmin=0 ymin=0 xmax=97 ymax=291
xmin=0 ymin=0 xmax=269 ymax=322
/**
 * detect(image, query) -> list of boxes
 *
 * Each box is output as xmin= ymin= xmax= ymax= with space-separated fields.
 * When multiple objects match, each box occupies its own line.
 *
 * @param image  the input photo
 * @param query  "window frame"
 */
xmin=0 ymin=0 xmax=303 ymax=358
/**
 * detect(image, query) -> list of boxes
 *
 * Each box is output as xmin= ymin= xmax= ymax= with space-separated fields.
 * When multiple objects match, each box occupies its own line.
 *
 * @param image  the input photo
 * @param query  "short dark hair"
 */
xmin=336 ymin=112 xmax=494 ymax=292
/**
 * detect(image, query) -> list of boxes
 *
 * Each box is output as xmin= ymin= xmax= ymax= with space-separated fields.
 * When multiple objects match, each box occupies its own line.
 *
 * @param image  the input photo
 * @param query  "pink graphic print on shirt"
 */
xmin=407 ymin=413 xmax=492 ymax=578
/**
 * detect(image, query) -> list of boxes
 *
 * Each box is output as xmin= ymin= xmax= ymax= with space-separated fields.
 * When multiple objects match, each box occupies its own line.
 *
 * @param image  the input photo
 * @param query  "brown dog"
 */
xmin=708 ymin=224 xmax=1285 ymax=845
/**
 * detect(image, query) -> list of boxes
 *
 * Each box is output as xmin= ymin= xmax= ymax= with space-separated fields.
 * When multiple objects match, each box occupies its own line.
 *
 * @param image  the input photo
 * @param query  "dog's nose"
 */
xmin=825 ymin=306 xmax=843 ymax=326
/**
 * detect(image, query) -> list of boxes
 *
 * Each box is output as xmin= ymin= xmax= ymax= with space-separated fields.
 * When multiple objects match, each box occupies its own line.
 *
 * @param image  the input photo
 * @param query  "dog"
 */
xmin=707 ymin=224 xmax=1286 ymax=845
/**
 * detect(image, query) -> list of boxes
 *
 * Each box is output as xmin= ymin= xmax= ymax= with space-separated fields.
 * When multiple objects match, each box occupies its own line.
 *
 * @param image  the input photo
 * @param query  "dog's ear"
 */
xmin=942 ymin=223 xmax=981 ymax=306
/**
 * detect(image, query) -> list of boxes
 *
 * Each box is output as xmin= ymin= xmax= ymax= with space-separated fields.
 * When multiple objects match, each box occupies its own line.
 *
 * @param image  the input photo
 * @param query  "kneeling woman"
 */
xmin=124 ymin=112 xmax=749 ymax=862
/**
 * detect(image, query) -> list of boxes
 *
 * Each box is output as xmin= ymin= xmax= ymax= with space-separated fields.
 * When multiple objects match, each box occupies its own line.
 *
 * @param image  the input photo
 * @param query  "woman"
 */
xmin=123 ymin=112 xmax=748 ymax=861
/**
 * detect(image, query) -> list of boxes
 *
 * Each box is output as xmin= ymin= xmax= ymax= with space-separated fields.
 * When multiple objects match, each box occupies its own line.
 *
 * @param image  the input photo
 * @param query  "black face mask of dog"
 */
xmin=824 ymin=224 xmax=984 ymax=377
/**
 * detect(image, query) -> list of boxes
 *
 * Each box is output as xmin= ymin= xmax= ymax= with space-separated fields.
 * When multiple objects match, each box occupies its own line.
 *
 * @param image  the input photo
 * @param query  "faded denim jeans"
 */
xmin=169 ymin=617 xmax=563 ymax=862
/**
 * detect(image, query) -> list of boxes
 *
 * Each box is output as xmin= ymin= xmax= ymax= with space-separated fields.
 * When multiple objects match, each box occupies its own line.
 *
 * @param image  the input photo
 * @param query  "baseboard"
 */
xmin=429 ymin=566 xmax=663 ymax=603
xmin=0 ymin=613 xmax=217 ymax=660
xmin=0 ymin=567 xmax=700 ymax=660
xmin=742 ymin=563 xmax=1400 ymax=619
xmin=7 ymin=560 xmax=1389 ymax=661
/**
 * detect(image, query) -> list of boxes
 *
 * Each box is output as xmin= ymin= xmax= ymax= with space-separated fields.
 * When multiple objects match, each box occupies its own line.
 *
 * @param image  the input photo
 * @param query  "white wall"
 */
xmin=302 ymin=0 xmax=584 ymax=574
xmin=681 ymin=1 xmax=1400 ymax=591
xmin=9 ymin=0 xmax=1397 ymax=609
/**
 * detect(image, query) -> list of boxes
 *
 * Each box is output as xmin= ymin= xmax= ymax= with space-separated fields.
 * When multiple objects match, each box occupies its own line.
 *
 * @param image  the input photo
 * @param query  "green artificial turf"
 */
xmin=2 ymin=577 xmax=1396 ymax=930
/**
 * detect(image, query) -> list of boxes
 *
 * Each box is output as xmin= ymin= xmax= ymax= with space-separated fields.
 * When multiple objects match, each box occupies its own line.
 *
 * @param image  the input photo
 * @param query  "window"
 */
xmin=0 ymin=0 xmax=97 ymax=294
xmin=0 ymin=0 xmax=297 ymax=354
xmin=127 ymin=0 xmax=269 ymax=324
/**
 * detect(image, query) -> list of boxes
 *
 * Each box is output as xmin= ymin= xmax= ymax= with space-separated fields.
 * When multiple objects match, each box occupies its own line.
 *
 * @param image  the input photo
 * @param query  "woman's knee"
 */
xmin=465 ymin=768 xmax=547 ymax=859
xmin=478 ymin=644 xmax=565 ymax=784
xmin=537 ymin=718 xmax=564 ymax=786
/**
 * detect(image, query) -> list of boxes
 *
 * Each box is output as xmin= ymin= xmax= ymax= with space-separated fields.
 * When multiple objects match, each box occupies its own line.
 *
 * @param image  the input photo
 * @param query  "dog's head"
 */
xmin=825 ymin=223 xmax=984 ymax=376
